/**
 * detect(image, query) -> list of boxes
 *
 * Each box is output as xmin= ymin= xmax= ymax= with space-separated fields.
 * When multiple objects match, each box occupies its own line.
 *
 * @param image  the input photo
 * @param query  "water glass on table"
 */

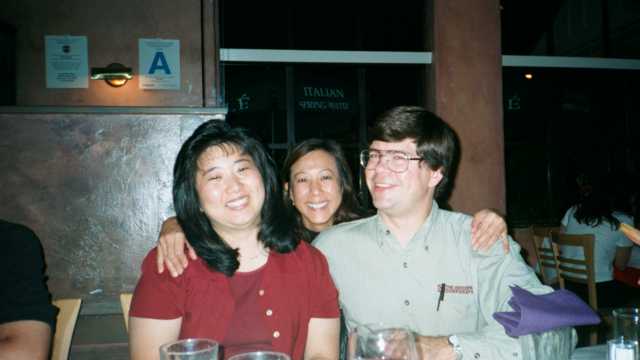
xmin=347 ymin=323 xmax=419 ymax=360
xmin=159 ymin=338 xmax=219 ymax=360
xmin=608 ymin=308 xmax=639 ymax=360
xmin=227 ymin=351 xmax=291 ymax=360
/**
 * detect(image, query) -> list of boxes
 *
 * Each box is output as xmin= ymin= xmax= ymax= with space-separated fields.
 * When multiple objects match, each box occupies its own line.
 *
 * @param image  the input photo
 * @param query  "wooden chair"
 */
xmin=550 ymin=232 xmax=599 ymax=345
xmin=531 ymin=225 xmax=561 ymax=285
xmin=532 ymin=225 xmax=561 ymax=238
xmin=120 ymin=293 xmax=133 ymax=332
xmin=51 ymin=298 xmax=82 ymax=360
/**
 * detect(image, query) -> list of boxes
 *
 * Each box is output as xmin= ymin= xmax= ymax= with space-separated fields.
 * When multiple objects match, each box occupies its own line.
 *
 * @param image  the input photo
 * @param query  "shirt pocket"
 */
xmin=438 ymin=296 xmax=479 ymax=334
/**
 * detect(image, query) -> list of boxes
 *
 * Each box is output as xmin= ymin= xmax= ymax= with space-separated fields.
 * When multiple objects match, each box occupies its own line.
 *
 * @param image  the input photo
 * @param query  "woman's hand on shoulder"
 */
xmin=471 ymin=209 xmax=509 ymax=253
xmin=156 ymin=216 xmax=196 ymax=277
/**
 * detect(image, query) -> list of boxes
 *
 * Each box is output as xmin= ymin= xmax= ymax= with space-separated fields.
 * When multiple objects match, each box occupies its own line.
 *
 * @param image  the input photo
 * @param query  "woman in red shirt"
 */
xmin=128 ymin=120 xmax=340 ymax=359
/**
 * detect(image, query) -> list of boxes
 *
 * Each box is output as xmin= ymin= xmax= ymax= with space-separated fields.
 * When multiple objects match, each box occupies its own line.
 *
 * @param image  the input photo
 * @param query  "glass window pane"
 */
xmin=365 ymin=65 xmax=427 ymax=123
xmin=223 ymin=64 xmax=287 ymax=144
xmin=503 ymin=67 xmax=640 ymax=225
xmin=294 ymin=66 xmax=360 ymax=143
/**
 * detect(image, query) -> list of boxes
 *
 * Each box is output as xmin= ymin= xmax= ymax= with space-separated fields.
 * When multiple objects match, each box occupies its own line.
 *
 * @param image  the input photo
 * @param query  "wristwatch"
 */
xmin=448 ymin=335 xmax=463 ymax=359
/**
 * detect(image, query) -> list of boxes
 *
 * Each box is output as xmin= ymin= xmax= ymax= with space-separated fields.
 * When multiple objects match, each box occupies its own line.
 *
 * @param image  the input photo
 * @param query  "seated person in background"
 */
xmin=614 ymin=245 xmax=640 ymax=287
xmin=314 ymin=106 xmax=552 ymax=360
xmin=0 ymin=220 xmax=58 ymax=360
xmin=128 ymin=121 xmax=339 ymax=360
xmin=560 ymin=173 xmax=634 ymax=307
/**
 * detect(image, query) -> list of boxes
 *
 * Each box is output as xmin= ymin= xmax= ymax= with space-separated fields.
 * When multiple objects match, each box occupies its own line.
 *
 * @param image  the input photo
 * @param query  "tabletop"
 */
xmin=571 ymin=345 xmax=607 ymax=360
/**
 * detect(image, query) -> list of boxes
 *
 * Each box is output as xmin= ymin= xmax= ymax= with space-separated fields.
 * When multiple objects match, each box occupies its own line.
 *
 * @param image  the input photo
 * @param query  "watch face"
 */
xmin=448 ymin=335 xmax=463 ymax=358
xmin=448 ymin=335 xmax=459 ymax=346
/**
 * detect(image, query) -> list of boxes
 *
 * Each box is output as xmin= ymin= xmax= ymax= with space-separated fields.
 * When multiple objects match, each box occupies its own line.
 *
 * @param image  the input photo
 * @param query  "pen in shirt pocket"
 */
xmin=436 ymin=283 xmax=446 ymax=311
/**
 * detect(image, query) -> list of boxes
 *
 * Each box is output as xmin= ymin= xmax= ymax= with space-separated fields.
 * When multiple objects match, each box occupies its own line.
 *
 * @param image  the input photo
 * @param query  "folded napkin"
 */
xmin=493 ymin=285 xmax=600 ymax=337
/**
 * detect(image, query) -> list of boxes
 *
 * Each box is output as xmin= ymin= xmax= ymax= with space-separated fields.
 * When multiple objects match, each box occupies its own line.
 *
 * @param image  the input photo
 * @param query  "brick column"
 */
xmin=428 ymin=0 xmax=506 ymax=214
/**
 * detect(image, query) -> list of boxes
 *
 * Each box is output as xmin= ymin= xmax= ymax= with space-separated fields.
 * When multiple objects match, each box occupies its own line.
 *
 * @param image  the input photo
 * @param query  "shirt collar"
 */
xmin=374 ymin=200 xmax=441 ymax=249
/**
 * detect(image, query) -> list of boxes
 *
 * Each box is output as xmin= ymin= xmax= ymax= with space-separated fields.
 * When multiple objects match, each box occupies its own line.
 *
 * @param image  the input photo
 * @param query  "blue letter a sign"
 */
xmin=148 ymin=52 xmax=171 ymax=74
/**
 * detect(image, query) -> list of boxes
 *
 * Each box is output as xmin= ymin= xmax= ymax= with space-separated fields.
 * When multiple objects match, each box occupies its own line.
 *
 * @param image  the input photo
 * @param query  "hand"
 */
xmin=471 ymin=209 xmax=509 ymax=253
xmin=620 ymin=223 xmax=640 ymax=246
xmin=156 ymin=216 xmax=196 ymax=277
xmin=415 ymin=335 xmax=456 ymax=360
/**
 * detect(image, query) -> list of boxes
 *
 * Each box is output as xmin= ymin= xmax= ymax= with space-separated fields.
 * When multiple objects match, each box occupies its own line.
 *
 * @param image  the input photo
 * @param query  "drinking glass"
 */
xmin=159 ymin=338 xmax=219 ymax=360
xmin=228 ymin=351 xmax=291 ymax=360
xmin=347 ymin=324 xmax=419 ymax=360
xmin=608 ymin=308 xmax=640 ymax=360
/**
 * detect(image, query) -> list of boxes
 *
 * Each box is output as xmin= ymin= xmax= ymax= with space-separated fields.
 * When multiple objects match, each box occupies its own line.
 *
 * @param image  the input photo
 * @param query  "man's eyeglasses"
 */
xmin=359 ymin=150 xmax=423 ymax=173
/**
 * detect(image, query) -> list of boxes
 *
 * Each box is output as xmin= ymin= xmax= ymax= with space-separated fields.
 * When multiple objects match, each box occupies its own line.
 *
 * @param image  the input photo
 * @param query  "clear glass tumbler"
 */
xmin=227 ymin=351 xmax=291 ymax=360
xmin=347 ymin=323 xmax=418 ymax=360
xmin=159 ymin=338 xmax=219 ymax=360
xmin=609 ymin=308 xmax=640 ymax=360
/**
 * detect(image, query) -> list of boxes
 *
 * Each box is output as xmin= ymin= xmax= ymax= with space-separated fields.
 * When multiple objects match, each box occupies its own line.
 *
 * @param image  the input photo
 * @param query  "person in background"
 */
xmin=314 ymin=106 xmax=551 ymax=359
xmin=0 ymin=220 xmax=58 ymax=360
xmin=611 ymin=171 xmax=640 ymax=289
xmin=128 ymin=121 xmax=339 ymax=360
xmin=560 ymin=172 xmax=634 ymax=307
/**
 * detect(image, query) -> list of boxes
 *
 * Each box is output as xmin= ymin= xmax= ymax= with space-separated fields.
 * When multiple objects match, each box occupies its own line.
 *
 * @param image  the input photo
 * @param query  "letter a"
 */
xmin=148 ymin=52 xmax=171 ymax=74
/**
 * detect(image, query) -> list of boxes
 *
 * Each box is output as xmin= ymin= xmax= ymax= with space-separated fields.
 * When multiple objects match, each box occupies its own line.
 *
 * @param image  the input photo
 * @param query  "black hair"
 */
xmin=173 ymin=120 xmax=297 ymax=276
xmin=573 ymin=173 xmax=621 ymax=230
xmin=281 ymin=138 xmax=365 ymax=242
xmin=369 ymin=106 xmax=460 ymax=202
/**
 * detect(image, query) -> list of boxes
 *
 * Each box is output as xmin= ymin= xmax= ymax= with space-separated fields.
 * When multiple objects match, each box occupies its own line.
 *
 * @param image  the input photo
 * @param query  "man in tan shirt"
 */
xmin=314 ymin=106 xmax=552 ymax=360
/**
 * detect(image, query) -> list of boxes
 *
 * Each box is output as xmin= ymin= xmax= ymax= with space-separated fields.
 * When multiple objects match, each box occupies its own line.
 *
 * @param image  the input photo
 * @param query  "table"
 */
xmin=571 ymin=345 xmax=607 ymax=360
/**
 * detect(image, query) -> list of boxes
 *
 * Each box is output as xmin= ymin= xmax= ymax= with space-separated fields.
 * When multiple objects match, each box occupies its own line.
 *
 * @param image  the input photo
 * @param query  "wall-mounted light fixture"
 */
xmin=91 ymin=63 xmax=133 ymax=87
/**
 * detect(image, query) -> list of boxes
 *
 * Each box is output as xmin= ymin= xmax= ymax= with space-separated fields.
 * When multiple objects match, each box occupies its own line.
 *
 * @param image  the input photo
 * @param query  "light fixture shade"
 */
xmin=91 ymin=63 xmax=133 ymax=87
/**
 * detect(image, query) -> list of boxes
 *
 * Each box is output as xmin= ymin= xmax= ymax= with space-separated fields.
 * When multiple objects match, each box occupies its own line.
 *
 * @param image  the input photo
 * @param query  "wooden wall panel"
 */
xmin=0 ymin=111 xmax=221 ymax=309
xmin=1 ymin=0 xmax=204 ymax=106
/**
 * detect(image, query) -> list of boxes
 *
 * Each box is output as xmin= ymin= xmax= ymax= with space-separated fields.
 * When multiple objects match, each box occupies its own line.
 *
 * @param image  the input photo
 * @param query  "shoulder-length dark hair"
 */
xmin=173 ymin=120 xmax=297 ymax=276
xmin=282 ymin=138 xmax=365 ymax=241
xmin=573 ymin=173 xmax=620 ymax=230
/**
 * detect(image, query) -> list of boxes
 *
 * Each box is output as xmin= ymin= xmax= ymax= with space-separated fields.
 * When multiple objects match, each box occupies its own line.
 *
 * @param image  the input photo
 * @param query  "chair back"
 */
xmin=51 ymin=298 xmax=82 ymax=360
xmin=531 ymin=226 xmax=561 ymax=284
xmin=551 ymin=233 xmax=597 ymax=308
xmin=551 ymin=233 xmax=599 ymax=345
xmin=120 ymin=293 xmax=133 ymax=332
xmin=532 ymin=226 xmax=561 ymax=238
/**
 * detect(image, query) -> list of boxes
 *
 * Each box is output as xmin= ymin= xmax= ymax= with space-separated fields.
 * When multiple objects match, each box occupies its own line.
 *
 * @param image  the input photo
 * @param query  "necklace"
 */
xmin=240 ymin=247 xmax=268 ymax=261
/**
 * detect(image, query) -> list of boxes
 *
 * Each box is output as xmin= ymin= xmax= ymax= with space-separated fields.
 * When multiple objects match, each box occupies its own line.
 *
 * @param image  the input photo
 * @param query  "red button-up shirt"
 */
xmin=130 ymin=241 xmax=340 ymax=359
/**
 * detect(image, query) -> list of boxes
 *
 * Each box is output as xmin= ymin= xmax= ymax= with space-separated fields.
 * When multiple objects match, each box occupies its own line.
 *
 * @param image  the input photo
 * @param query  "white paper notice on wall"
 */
xmin=45 ymin=35 xmax=89 ymax=88
xmin=139 ymin=39 xmax=180 ymax=90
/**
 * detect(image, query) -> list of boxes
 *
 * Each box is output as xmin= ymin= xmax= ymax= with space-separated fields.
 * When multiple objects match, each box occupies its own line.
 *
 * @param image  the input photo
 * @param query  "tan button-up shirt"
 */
xmin=314 ymin=201 xmax=552 ymax=359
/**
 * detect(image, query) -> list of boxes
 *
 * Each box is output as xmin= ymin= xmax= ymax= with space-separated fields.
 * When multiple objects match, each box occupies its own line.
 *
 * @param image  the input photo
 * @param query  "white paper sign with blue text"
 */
xmin=139 ymin=39 xmax=180 ymax=90
xmin=45 ymin=35 xmax=88 ymax=88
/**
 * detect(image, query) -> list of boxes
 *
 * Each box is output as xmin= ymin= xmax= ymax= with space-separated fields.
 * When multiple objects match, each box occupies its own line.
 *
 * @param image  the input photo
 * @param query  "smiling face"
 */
xmin=195 ymin=144 xmax=265 ymax=234
xmin=365 ymin=139 xmax=443 ymax=219
xmin=288 ymin=150 xmax=343 ymax=232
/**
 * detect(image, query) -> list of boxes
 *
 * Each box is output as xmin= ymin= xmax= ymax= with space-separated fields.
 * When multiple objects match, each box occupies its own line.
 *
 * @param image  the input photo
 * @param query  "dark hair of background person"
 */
xmin=173 ymin=120 xmax=297 ymax=276
xmin=573 ymin=172 xmax=622 ymax=230
xmin=368 ymin=105 xmax=460 ymax=203
xmin=610 ymin=170 xmax=640 ymax=227
xmin=282 ymin=138 xmax=366 ymax=242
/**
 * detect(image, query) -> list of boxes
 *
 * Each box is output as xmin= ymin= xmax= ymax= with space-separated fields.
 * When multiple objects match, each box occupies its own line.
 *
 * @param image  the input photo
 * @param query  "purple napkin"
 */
xmin=493 ymin=285 xmax=600 ymax=337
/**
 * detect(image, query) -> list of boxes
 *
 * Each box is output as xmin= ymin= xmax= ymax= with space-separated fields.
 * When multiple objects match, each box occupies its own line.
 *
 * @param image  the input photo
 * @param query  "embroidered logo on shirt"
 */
xmin=437 ymin=284 xmax=474 ymax=294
